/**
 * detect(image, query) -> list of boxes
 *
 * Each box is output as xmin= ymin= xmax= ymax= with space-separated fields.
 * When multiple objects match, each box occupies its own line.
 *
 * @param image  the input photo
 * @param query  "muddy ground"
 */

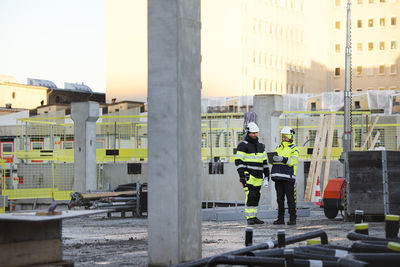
xmin=62 ymin=207 xmax=387 ymax=266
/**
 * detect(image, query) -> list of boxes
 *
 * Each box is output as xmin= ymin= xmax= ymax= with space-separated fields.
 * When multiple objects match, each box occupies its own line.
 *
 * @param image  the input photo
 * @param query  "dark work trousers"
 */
xmin=275 ymin=180 xmax=296 ymax=221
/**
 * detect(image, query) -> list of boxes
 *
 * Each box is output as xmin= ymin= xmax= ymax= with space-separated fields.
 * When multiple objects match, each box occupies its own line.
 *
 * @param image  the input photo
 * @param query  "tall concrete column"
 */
xmin=71 ymin=101 xmax=99 ymax=192
xmin=254 ymin=95 xmax=283 ymax=210
xmin=148 ymin=0 xmax=201 ymax=266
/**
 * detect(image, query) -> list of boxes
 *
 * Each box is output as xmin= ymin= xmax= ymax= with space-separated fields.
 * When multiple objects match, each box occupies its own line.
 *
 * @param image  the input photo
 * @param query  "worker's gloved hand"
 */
xmin=273 ymin=155 xmax=283 ymax=162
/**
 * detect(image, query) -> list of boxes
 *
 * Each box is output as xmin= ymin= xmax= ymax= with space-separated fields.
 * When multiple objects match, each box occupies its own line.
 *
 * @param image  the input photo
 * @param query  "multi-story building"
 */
xmin=330 ymin=0 xmax=400 ymax=92
xmin=105 ymin=0 xmax=400 ymax=100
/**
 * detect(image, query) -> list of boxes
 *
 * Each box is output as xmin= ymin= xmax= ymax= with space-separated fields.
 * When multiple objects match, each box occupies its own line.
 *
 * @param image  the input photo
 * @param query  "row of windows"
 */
xmin=334 ymin=64 xmax=398 ymax=76
xmin=251 ymin=20 xmax=304 ymax=42
xmin=335 ymin=17 xmax=397 ymax=30
xmin=336 ymin=0 xmax=396 ymax=5
xmin=243 ymin=0 xmax=303 ymax=12
xmin=251 ymin=78 xmax=304 ymax=94
xmin=251 ymin=52 xmax=305 ymax=72
xmin=333 ymin=87 xmax=397 ymax=92
xmin=334 ymin=41 xmax=397 ymax=52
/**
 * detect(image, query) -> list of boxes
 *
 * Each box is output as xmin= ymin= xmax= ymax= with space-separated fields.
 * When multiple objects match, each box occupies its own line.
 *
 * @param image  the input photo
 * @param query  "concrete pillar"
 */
xmin=71 ymin=101 xmax=99 ymax=192
xmin=254 ymin=95 xmax=283 ymax=210
xmin=148 ymin=0 xmax=201 ymax=266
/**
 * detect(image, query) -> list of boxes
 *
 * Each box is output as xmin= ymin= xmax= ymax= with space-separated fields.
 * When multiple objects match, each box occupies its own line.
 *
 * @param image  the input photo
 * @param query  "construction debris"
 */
xmin=68 ymin=182 xmax=148 ymax=218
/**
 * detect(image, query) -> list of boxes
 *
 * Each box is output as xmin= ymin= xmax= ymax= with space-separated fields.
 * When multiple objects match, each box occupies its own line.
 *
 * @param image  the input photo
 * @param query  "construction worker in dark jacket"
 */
xmin=271 ymin=126 xmax=299 ymax=225
xmin=235 ymin=122 xmax=269 ymax=225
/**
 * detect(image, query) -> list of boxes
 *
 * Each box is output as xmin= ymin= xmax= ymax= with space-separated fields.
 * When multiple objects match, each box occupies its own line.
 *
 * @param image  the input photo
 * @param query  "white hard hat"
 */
xmin=280 ymin=126 xmax=295 ymax=135
xmin=246 ymin=122 xmax=260 ymax=133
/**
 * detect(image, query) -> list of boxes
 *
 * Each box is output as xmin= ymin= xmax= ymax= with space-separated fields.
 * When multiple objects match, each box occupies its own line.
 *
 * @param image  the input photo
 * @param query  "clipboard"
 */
xmin=267 ymin=152 xmax=278 ymax=163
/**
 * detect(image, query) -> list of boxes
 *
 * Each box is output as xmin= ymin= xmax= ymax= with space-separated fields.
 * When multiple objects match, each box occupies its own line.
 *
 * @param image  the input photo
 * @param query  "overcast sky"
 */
xmin=0 ymin=0 xmax=106 ymax=93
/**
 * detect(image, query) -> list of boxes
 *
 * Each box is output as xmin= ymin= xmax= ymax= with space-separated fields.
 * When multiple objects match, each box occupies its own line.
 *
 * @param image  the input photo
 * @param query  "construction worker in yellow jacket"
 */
xmin=235 ymin=122 xmax=270 ymax=225
xmin=271 ymin=126 xmax=299 ymax=225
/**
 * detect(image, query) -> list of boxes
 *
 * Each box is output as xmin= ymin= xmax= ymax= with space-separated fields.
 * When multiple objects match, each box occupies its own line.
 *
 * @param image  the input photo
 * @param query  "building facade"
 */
xmin=330 ymin=0 xmax=400 ymax=92
xmin=105 ymin=0 xmax=400 ymax=100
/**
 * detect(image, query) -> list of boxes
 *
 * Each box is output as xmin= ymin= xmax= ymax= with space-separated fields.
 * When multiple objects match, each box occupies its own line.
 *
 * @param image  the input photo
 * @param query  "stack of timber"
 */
xmin=304 ymin=114 xmax=336 ymax=202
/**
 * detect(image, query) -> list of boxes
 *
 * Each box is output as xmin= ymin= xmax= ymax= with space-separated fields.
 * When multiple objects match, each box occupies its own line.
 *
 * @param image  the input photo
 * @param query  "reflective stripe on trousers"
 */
xmin=244 ymin=187 xmax=258 ymax=219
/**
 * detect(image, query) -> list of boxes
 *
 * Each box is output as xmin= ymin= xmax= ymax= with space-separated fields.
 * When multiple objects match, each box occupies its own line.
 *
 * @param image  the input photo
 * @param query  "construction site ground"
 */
xmin=62 ymin=207 xmax=387 ymax=266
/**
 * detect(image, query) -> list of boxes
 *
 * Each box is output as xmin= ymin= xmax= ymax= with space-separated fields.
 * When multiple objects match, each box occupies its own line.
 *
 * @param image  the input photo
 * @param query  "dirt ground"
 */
xmin=62 ymin=207 xmax=387 ymax=266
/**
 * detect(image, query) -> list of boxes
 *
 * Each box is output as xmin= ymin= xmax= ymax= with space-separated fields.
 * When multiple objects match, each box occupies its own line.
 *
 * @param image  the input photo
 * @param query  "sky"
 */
xmin=0 ymin=0 xmax=106 ymax=93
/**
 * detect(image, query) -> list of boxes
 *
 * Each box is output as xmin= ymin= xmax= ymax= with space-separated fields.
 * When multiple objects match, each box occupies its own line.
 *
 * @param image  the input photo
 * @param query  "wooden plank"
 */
xmin=304 ymin=115 xmax=325 ymax=202
xmin=368 ymin=131 xmax=380 ymax=150
xmin=322 ymin=114 xmax=336 ymax=195
xmin=311 ymin=117 xmax=329 ymax=202
xmin=360 ymin=115 xmax=379 ymax=151
xmin=0 ymin=239 xmax=61 ymax=267
xmin=79 ymin=190 xmax=137 ymax=199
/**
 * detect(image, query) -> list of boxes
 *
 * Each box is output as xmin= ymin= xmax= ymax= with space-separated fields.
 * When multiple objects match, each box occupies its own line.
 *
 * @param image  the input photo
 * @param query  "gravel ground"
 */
xmin=62 ymin=207 xmax=387 ymax=266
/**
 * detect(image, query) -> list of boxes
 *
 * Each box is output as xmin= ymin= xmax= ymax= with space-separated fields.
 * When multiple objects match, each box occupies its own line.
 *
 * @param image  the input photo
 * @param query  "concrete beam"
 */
xmin=148 ymin=0 xmax=201 ymax=265
xmin=71 ymin=101 xmax=99 ymax=192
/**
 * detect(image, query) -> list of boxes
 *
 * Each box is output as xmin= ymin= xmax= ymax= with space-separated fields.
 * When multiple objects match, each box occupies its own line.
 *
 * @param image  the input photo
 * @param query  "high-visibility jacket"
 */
xmin=235 ymin=135 xmax=269 ymax=187
xmin=271 ymin=141 xmax=299 ymax=183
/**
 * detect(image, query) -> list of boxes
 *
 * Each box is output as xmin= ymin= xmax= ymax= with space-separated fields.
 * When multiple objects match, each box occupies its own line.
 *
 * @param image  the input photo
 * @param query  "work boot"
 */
xmin=273 ymin=219 xmax=284 ymax=225
xmin=252 ymin=217 xmax=264 ymax=224
xmin=247 ymin=218 xmax=255 ymax=225
xmin=287 ymin=220 xmax=296 ymax=225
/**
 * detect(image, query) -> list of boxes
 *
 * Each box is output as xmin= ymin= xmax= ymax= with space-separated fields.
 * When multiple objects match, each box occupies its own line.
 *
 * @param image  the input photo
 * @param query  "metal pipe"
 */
xmin=350 ymin=253 xmax=400 ymax=265
xmin=347 ymin=231 xmax=400 ymax=242
xmin=351 ymin=241 xmax=395 ymax=253
xmin=175 ymin=230 xmax=328 ymax=267
xmin=206 ymin=255 xmax=339 ymax=267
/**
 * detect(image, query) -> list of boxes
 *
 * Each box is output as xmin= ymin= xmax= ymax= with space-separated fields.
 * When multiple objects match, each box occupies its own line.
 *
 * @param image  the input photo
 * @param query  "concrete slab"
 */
xmin=0 ymin=209 xmax=109 ymax=221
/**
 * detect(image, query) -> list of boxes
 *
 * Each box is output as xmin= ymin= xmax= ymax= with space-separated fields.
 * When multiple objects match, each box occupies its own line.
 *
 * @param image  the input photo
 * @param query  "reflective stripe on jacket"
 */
xmin=271 ymin=141 xmax=299 ymax=183
xmin=235 ymin=136 xmax=269 ymax=187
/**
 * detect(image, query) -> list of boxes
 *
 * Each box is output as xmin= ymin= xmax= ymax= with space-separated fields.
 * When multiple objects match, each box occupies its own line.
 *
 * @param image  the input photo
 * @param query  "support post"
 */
xmin=148 ymin=0 xmax=202 ymax=265
xmin=71 ymin=101 xmax=99 ymax=192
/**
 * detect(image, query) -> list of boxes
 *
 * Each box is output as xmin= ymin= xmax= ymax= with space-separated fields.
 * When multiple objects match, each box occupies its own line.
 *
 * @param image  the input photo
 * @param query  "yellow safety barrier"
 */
xmin=3 ymin=112 xmax=399 ymax=203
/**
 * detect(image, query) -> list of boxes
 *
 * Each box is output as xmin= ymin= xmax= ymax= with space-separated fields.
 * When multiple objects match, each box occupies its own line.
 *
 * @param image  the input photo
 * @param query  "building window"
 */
xmin=357 ymin=19 xmax=363 ymax=28
xmin=390 ymin=64 xmax=397 ymax=74
xmin=335 ymin=0 xmax=341 ymax=6
xmin=391 ymin=40 xmax=397 ymax=49
xmin=369 ymin=0 xmax=374 ymax=3
xmin=379 ymin=41 xmax=385 ymax=50
xmin=356 ymin=88 xmax=363 ymax=92
xmin=311 ymin=102 xmax=316 ymax=111
xmin=391 ymin=17 xmax=397 ymax=25
xmin=368 ymin=42 xmax=374 ymax=51
xmin=357 ymin=42 xmax=363 ymax=51
xmin=358 ymin=0 xmax=363 ymax=3
xmin=368 ymin=18 xmax=374 ymax=27
xmin=380 ymin=0 xmax=385 ymax=2
xmin=380 ymin=18 xmax=385 ymax=26
xmin=335 ymin=67 xmax=341 ymax=76
xmin=356 ymin=66 xmax=363 ymax=75
xmin=12 ymin=92 xmax=15 ymax=99
xmin=355 ymin=101 xmax=361 ymax=109
xmin=335 ymin=44 xmax=341 ymax=52
xmin=379 ymin=64 xmax=385 ymax=74
xmin=335 ymin=21 xmax=341 ymax=29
